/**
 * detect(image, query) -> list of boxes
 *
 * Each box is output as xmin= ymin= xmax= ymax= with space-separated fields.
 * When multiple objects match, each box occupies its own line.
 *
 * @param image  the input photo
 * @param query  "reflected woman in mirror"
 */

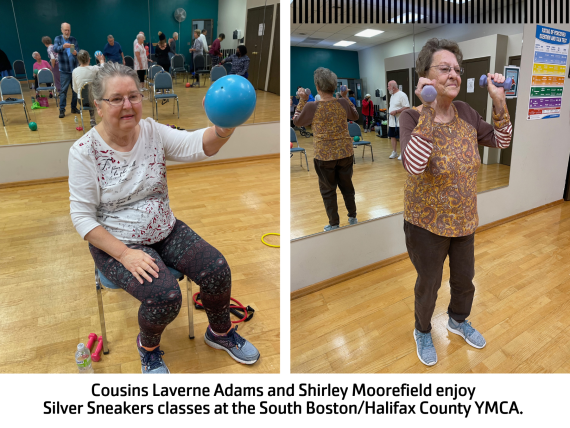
xmin=399 ymin=38 xmax=512 ymax=366
xmin=293 ymin=67 xmax=359 ymax=231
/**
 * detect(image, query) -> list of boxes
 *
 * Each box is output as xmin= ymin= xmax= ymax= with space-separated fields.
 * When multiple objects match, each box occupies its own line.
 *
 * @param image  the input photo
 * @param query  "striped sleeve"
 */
xmin=493 ymin=122 xmax=512 ymax=149
xmin=403 ymin=134 xmax=434 ymax=175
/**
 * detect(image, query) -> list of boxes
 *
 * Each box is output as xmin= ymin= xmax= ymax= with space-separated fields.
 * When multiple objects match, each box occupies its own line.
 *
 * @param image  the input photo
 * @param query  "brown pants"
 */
xmin=314 ymin=155 xmax=356 ymax=226
xmin=404 ymin=220 xmax=475 ymax=333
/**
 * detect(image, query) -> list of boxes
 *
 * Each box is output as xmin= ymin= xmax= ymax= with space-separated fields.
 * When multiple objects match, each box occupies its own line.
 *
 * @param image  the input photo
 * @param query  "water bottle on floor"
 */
xmin=74 ymin=116 xmax=78 ymax=123
xmin=75 ymin=343 xmax=94 ymax=373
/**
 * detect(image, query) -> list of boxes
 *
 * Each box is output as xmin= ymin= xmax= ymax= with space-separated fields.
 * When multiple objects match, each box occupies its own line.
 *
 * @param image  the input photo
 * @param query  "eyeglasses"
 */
xmin=101 ymin=93 xmax=144 ymax=107
xmin=429 ymin=65 xmax=464 ymax=76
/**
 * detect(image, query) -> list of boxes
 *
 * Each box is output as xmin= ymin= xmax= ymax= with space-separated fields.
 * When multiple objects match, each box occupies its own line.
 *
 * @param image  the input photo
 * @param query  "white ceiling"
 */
xmin=290 ymin=0 xmax=511 ymax=51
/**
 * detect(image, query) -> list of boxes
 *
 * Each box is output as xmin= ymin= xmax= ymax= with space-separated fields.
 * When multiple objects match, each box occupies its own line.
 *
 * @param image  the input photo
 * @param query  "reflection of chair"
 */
xmin=210 ymin=65 xmax=227 ymax=83
xmin=124 ymin=56 xmax=134 ymax=69
xmin=78 ymin=81 xmax=94 ymax=133
xmin=153 ymin=72 xmax=179 ymax=120
xmin=37 ymin=68 xmax=59 ymax=107
xmin=290 ymin=127 xmax=309 ymax=171
xmin=222 ymin=62 xmax=232 ymax=75
xmin=0 ymin=76 xmax=29 ymax=126
xmin=348 ymin=122 xmax=374 ymax=163
xmin=13 ymin=60 xmax=28 ymax=86
xmin=192 ymin=55 xmax=209 ymax=86
xmin=170 ymin=54 xmax=186 ymax=84
xmin=95 ymin=265 xmax=194 ymax=355
xmin=146 ymin=64 xmax=164 ymax=102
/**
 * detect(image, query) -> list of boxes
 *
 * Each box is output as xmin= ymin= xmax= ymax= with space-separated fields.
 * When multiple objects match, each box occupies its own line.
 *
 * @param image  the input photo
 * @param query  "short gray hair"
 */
xmin=136 ymin=34 xmax=145 ymax=41
xmin=91 ymin=62 xmax=141 ymax=103
xmin=173 ymin=32 xmax=178 ymax=38
xmin=107 ymin=34 xmax=114 ymax=39
xmin=32 ymin=51 xmax=40 ymax=59
xmin=416 ymin=38 xmax=463 ymax=78
xmin=313 ymin=67 xmax=337 ymax=94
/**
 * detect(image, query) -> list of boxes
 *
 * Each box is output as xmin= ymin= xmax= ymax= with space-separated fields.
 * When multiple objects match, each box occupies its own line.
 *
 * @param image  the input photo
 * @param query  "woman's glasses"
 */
xmin=101 ymin=93 xmax=144 ymax=107
xmin=430 ymin=65 xmax=465 ymax=76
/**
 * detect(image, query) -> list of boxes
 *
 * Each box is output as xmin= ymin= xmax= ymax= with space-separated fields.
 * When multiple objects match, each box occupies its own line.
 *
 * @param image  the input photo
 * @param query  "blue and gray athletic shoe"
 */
xmin=447 ymin=318 xmax=486 ymax=349
xmin=413 ymin=329 xmax=438 ymax=366
xmin=137 ymin=335 xmax=170 ymax=374
xmin=323 ymin=224 xmax=339 ymax=231
xmin=204 ymin=325 xmax=260 ymax=364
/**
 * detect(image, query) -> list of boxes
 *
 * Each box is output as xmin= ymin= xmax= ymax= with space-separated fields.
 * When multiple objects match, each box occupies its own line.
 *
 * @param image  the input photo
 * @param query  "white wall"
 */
xmin=0 ymin=122 xmax=279 ymax=184
xmin=291 ymin=23 xmax=570 ymax=292
xmin=218 ymin=0 xmax=247 ymax=50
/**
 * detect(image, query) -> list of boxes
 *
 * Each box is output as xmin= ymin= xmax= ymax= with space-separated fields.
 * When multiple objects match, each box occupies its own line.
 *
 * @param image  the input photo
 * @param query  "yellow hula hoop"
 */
xmin=261 ymin=233 xmax=280 ymax=248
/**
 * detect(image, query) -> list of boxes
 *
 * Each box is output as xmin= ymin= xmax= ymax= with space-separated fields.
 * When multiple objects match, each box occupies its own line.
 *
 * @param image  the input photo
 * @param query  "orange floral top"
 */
xmin=399 ymin=101 xmax=512 ymax=237
xmin=293 ymin=98 xmax=359 ymax=161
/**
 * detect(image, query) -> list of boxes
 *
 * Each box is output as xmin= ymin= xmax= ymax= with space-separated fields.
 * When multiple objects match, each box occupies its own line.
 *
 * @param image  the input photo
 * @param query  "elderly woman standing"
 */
xmin=68 ymin=63 xmax=260 ymax=373
xmin=293 ymin=67 xmax=359 ymax=231
xmin=188 ymin=29 xmax=204 ymax=87
xmin=42 ymin=36 xmax=61 ymax=92
xmin=154 ymin=32 xmax=171 ymax=73
xmin=399 ymin=38 xmax=512 ymax=366
xmin=134 ymin=33 xmax=148 ymax=85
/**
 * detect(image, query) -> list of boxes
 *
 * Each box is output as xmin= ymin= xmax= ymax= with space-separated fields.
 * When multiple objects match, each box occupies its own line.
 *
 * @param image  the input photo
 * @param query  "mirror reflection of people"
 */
xmin=293 ymin=67 xmax=359 ymax=231
xmin=32 ymin=51 xmax=52 ymax=97
xmin=387 ymin=80 xmax=410 ymax=159
xmin=188 ymin=29 xmax=204 ymax=86
xmin=209 ymin=33 xmax=225 ymax=67
xmin=103 ymin=35 xmax=125 ymax=65
xmin=42 ymin=36 xmax=61 ymax=92
xmin=221 ymin=45 xmax=250 ymax=78
xmin=399 ymin=38 xmax=512 ymax=367
xmin=362 ymin=94 xmax=374 ymax=133
xmin=155 ymin=31 xmax=171 ymax=73
xmin=68 ymin=63 xmax=259 ymax=373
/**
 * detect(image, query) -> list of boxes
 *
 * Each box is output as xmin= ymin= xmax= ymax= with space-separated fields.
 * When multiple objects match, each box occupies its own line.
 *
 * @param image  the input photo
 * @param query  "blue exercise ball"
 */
xmin=94 ymin=50 xmax=102 ymax=57
xmin=204 ymin=75 xmax=256 ymax=128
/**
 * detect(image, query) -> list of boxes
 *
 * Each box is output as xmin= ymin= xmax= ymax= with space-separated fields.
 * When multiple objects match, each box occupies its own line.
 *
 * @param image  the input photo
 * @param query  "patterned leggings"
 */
xmin=90 ymin=219 xmax=231 ymax=347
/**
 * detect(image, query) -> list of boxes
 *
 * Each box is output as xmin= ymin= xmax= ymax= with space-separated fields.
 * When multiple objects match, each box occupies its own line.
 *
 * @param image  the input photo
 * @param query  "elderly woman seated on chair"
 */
xmin=68 ymin=62 xmax=260 ymax=374
xmin=71 ymin=50 xmax=105 ymax=128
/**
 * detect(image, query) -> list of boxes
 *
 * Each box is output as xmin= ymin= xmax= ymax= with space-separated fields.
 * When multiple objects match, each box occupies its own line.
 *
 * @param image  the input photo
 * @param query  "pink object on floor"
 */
xmin=91 ymin=337 xmax=104 ymax=362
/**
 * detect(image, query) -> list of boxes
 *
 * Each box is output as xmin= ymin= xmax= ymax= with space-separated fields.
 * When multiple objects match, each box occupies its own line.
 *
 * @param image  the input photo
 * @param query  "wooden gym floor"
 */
xmin=0 ymin=79 xmax=279 ymax=146
xmin=291 ymin=201 xmax=570 ymax=373
xmin=0 ymin=157 xmax=280 ymax=373
xmin=290 ymin=126 xmax=511 ymax=239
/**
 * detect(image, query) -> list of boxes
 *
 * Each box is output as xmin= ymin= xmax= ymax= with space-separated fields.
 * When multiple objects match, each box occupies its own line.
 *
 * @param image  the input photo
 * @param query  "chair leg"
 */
xmin=0 ymin=107 xmax=4 ymax=126
xmin=177 ymin=98 xmax=179 ymax=119
xmin=23 ymin=103 xmax=29 ymax=124
xmin=186 ymin=277 xmax=194 ymax=339
xmin=305 ymin=152 xmax=309 ymax=171
xmin=95 ymin=269 xmax=109 ymax=355
xmin=80 ymin=109 xmax=85 ymax=134
xmin=362 ymin=146 xmax=365 ymax=158
xmin=371 ymin=146 xmax=374 ymax=162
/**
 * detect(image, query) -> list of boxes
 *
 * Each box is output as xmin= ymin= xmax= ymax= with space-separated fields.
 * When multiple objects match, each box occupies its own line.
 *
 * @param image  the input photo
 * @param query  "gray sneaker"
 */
xmin=204 ymin=325 xmax=260 ymax=364
xmin=447 ymin=318 xmax=486 ymax=349
xmin=348 ymin=217 xmax=358 ymax=225
xmin=413 ymin=329 xmax=437 ymax=366
xmin=323 ymin=224 xmax=340 ymax=231
xmin=136 ymin=335 xmax=170 ymax=374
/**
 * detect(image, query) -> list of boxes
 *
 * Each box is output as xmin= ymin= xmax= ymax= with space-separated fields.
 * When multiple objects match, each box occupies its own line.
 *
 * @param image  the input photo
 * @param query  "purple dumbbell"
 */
xmin=479 ymin=75 xmax=513 ymax=89
xmin=340 ymin=85 xmax=347 ymax=92
xmin=305 ymin=88 xmax=311 ymax=95
xmin=420 ymin=85 xmax=437 ymax=103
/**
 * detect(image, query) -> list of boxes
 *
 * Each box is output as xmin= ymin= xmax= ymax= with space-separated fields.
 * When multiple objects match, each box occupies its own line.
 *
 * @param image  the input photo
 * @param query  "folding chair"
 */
xmin=13 ymin=60 xmax=28 ymax=87
xmin=290 ymin=127 xmax=309 ymax=171
xmin=153 ymin=72 xmax=179 ymax=121
xmin=222 ymin=62 xmax=232 ymax=75
xmin=348 ymin=122 xmax=374 ymax=163
xmin=192 ymin=55 xmax=209 ymax=86
xmin=146 ymin=64 xmax=164 ymax=103
xmin=37 ymin=68 xmax=59 ymax=107
xmin=0 ymin=77 xmax=29 ymax=126
xmin=95 ymin=265 xmax=195 ymax=355
xmin=170 ymin=54 xmax=186 ymax=84
xmin=78 ymin=81 xmax=95 ymax=133
xmin=210 ymin=65 xmax=227 ymax=83
xmin=124 ymin=56 xmax=134 ymax=69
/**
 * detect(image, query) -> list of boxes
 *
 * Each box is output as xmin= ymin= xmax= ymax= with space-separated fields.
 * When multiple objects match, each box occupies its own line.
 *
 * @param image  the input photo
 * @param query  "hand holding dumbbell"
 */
xmin=297 ymin=87 xmax=310 ymax=101
xmin=416 ymin=77 xmax=438 ymax=104
xmin=479 ymin=74 xmax=512 ymax=90
xmin=339 ymin=85 xmax=348 ymax=98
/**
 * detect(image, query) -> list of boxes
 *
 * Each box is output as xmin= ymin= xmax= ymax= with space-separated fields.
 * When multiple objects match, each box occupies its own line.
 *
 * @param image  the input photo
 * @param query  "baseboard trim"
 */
xmin=291 ymin=199 xmax=566 ymax=300
xmin=0 ymin=154 xmax=279 ymax=189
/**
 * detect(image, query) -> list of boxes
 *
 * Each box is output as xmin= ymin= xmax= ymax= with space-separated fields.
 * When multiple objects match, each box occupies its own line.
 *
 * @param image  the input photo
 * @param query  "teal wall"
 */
xmin=1 ymin=0 xmax=218 ymax=79
xmin=290 ymin=47 xmax=360 ymax=96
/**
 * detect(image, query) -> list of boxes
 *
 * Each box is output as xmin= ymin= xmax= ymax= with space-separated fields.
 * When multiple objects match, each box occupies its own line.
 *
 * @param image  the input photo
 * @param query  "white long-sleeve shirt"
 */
xmin=68 ymin=118 xmax=208 ymax=244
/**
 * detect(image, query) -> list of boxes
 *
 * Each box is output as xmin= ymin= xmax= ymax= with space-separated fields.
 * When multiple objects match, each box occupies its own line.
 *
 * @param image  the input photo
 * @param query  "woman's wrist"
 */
xmin=117 ymin=246 xmax=130 ymax=262
xmin=214 ymin=126 xmax=234 ymax=139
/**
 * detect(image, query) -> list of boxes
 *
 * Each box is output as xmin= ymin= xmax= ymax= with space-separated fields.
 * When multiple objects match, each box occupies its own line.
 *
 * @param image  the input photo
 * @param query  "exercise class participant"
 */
xmin=399 ymin=38 xmax=512 ymax=366
xmin=68 ymin=63 xmax=260 ymax=374
xmin=293 ymin=67 xmax=359 ymax=231
xmin=387 ymin=80 xmax=410 ymax=159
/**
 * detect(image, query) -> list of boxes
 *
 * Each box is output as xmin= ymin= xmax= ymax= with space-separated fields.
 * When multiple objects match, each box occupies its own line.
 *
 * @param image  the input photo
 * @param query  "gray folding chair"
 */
xmin=37 ymin=68 xmax=59 ymax=107
xmin=146 ymin=64 xmax=164 ymax=103
xmin=124 ymin=56 xmax=134 ymax=69
xmin=95 ymin=265 xmax=195 ymax=355
xmin=192 ymin=55 xmax=209 ymax=86
xmin=0 ymin=77 xmax=29 ymax=126
xmin=12 ymin=60 xmax=28 ymax=86
xmin=210 ymin=65 xmax=227 ymax=83
xmin=153 ymin=72 xmax=179 ymax=120
xmin=348 ymin=122 xmax=374 ymax=163
xmin=290 ymin=127 xmax=309 ymax=171
xmin=170 ymin=54 xmax=186 ymax=84
xmin=78 ymin=81 xmax=94 ymax=133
